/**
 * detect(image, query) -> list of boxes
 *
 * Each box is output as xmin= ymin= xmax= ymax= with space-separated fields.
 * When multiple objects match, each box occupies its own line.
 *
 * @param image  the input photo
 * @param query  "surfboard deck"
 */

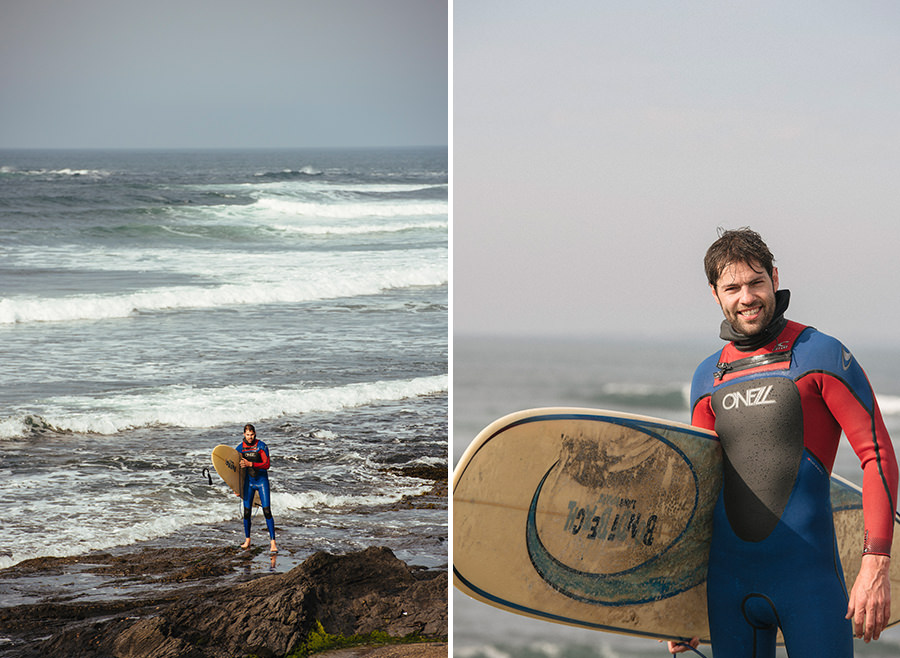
xmin=453 ymin=407 xmax=900 ymax=642
xmin=211 ymin=444 xmax=260 ymax=507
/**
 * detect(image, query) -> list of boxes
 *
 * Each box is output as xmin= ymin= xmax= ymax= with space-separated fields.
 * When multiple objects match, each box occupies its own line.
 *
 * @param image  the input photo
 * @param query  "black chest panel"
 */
xmin=711 ymin=376 xmax=804 ymax=542
xmin=241 ymin=449 xmax=261 ymax=477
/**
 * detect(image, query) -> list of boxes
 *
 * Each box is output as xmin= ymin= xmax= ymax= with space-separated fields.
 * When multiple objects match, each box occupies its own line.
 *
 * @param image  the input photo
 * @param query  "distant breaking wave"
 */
xmin=0 ymin=375 xmax=448 ymax=439
xmin=0 ymin=261 xmax=447 ymax=324
xmin=249 ymin=196 xmax=447 ymax=219
xmin=586 ymin=382 xmax=692 ymax=411
xmin=254 ymin=167 xmax=324 ymax=179
xmin=0 ymin=165 xmax=111 ymax=179
xmin=271 ymin=220 xmax=447 ymax=235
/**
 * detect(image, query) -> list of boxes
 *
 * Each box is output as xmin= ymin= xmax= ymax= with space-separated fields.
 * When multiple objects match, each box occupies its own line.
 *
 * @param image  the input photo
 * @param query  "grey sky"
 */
xmin=0 ymin=0 xmax=447 ymax=149
xmin=454 ymin=2 xmax=900 ymax=347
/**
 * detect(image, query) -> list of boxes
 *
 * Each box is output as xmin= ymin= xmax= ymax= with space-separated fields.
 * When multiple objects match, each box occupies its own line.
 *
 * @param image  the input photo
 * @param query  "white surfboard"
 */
xmin=211 ymin=444 xmax=260 ymax=507
xmin=453 ymin=408 xmax=900 ymax=642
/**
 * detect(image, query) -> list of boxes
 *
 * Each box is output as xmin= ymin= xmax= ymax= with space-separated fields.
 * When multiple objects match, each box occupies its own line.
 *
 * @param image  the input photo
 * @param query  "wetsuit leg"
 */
xmin=241 ymin=473 xmax=253 ymax=537
xmin=766 ymin=456 xmax=853 ymax=658
xmin=242 ymin=502 xmax=252 ymax=537
xmin=707 ymin=455 xmax=853 ymax=658
xmin=256 ymin=478 xmax=275 ymax=540
xmin=707 ymin=497 xmax=778 ymax=658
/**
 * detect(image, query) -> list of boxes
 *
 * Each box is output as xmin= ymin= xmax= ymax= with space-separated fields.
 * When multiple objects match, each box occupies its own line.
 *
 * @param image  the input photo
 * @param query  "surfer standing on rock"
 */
xmin=237 ymin=423 xmax=278 ymax=554
xmin=668 ymin=228 xmax=898 ymax=656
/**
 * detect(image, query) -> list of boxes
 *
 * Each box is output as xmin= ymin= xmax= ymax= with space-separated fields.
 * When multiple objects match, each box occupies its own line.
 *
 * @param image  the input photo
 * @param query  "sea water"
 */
xmin=453 ymin=336 xmax=900 ymax=658
xmin=0 ymin=148 xmax=447 ymax=578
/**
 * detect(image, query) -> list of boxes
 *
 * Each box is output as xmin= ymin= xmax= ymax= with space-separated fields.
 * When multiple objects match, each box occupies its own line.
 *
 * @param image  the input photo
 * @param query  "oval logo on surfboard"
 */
xmin=525 ymin=421 xmax=707 ymax=605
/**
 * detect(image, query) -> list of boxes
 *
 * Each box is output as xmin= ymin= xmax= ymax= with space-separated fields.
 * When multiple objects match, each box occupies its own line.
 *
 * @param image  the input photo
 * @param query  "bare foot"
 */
xmin=270 ymin=540 xmax=278 ymax=553
xmin=240 ymin=538 xmax=251 ymax=549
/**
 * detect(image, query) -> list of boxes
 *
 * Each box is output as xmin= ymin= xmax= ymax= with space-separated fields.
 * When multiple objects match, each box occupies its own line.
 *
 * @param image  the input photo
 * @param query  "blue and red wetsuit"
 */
xmin=691 ymin=314 xmax=898 ymax=657
xmin=236 ymin=438 xmax=276 ymax=540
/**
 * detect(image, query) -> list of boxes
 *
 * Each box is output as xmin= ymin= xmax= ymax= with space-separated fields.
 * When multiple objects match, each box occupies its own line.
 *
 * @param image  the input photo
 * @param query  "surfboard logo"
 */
xmin=562 ymin=498 xmax=658 ymax=547
xmin=524 ymin=421 xmax=710 ymax=606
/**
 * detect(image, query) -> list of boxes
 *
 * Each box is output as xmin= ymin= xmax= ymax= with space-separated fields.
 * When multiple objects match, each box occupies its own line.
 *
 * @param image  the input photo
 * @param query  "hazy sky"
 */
xmin=0 ymin=0 xmax=447 ymax=149
xmin=454 ymin=2 xmax=900 ymax=347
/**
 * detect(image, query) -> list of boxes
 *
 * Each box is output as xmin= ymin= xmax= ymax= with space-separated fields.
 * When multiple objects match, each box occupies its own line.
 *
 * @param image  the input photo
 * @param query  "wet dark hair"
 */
xmin=243 ymin=423 xmax=256 ymax=433
xmin=704 ymin=227 xmax=775 ymax=287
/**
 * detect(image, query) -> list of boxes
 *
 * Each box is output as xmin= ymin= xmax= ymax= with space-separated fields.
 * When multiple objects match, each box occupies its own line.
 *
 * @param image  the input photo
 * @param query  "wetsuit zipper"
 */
xmin=714 ymin=351 xmax=793 ymax=380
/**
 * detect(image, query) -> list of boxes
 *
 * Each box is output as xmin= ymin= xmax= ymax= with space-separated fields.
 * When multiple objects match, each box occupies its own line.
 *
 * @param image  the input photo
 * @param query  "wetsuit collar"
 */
xmin=719 ymin=289 xmax=791 ymax=352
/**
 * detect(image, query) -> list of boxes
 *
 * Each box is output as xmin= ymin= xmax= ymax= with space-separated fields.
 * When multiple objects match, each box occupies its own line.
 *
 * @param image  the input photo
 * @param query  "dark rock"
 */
xmin=0 ymin=547 xmax=446 ymax=658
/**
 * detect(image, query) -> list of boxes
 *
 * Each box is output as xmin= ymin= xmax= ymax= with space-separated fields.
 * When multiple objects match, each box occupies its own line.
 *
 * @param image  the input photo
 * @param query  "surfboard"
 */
xmin=452 ymin=407 xmax=900 ymax=643
xmin=211 ymin=444 xmax=260 ymax=507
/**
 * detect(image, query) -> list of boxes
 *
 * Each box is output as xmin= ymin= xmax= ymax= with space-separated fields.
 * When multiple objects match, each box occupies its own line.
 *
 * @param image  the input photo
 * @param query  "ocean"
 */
xmin=0 ymin=148 xmax=448 ymax=583
xmin=452 ymin=336 xmax=900 ymax=658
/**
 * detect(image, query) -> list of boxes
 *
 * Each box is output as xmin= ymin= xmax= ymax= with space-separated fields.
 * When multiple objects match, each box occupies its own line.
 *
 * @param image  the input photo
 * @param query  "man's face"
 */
xmin=244 ymin=428 xmax=257 ymax=444
xmin=711 ymin=260 xmax=779 ymax=336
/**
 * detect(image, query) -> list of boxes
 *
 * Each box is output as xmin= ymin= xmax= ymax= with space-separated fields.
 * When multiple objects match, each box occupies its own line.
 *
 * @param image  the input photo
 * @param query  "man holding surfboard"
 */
xmin=237 ymin=423 xmax=278 ymax=553
xmin=671 ymin=228 xmax=898 ymax=656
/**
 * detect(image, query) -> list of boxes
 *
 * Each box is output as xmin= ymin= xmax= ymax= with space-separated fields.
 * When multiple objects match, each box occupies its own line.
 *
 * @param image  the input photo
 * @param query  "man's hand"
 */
xmin=846 ymin=554 xmax=891 ymax=642
xmin=663 ymin=637 xmax=699 ymax=653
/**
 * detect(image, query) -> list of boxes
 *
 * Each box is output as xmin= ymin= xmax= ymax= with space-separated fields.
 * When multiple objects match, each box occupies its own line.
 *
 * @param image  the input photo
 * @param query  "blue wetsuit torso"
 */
xmin=691 ymin=317 xmax=897 ymax=657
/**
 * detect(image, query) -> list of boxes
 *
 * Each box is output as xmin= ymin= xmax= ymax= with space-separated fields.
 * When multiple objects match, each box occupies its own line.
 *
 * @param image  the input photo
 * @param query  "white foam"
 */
xmin=0 ymin=500 xmax=236 ymax=570
xmin=0 ymin=247 xmax=447 ymax=324
xmin=0 ymin=375 xmax=448 ymax=439
xmin=272 ymin=490 xmax=402 ymax=510
xmin=0 ymin=166 xmax=111 ymax=178
xmin=252 ymin=196 xmax=447 ymax=220
xmin=270 ymin=220 xmax=447 ymax=235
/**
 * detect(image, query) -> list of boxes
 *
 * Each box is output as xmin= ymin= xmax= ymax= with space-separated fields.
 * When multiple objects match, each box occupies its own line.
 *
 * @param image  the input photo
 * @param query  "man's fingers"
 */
xmin=853 ymin=600 xmax=890 ymax=642
xmin=867 ymin=601 xmax=888 ymax=642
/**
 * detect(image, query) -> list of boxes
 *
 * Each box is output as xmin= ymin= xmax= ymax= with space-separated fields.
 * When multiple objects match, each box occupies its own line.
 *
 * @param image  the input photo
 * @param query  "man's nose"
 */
xmin=738 ymin=286 xmax=755 ymax=303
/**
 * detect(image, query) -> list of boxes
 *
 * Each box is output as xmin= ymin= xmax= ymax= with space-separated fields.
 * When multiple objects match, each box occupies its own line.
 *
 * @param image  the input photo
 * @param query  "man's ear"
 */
xmin=772 ymin=267 xmax=779 ymax=292
xmin=710 ymin=284 xmax=720 ymax=305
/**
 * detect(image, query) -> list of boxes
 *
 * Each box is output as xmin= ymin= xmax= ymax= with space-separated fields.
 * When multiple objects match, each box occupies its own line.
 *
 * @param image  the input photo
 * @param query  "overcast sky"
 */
xmin=454 ymin=2 xmax=900 ymax=348
xmin=0 ymin=0 xmax=447 ymax=149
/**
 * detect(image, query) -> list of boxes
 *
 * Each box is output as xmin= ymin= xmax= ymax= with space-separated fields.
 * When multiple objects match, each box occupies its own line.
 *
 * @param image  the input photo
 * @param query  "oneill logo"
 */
xmin=722 ymin=385 xmax=777 ymax=410
xmin=842 ymin=348 xmax=854 ymax=371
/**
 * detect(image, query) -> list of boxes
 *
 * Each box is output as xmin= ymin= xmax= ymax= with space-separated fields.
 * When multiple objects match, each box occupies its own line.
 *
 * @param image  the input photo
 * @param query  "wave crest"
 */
xmin=0 ymin=375 xmax=448 ymax=439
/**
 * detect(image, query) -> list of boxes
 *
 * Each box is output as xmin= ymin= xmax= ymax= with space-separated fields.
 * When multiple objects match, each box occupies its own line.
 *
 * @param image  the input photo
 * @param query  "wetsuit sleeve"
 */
xmin=797 ymin=337 xmax=900 ymax=556
xmin=691 ymin=395 xmax=716 ymax=432
xmin=256 ymin=445 xmax=271 ymax=470
xmin=819 ymin=371 xmax=898 ymax=555
xmin=690 ymin=355 xmax=718 ymax=432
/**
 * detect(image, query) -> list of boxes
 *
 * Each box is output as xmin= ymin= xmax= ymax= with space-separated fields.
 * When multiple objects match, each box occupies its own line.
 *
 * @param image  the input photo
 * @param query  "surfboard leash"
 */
xmin=670 ymin=642 xmax=709 ymax=658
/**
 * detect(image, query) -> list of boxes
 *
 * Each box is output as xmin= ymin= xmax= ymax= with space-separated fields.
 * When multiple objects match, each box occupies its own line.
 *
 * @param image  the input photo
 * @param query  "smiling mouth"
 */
xmin=738 ymin=307 xmax=761 ymax=319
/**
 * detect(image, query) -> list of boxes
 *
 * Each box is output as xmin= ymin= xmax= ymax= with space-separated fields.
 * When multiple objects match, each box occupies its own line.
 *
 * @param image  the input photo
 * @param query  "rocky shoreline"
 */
xmin=0 ymin=467 xmax=448 ymax=658
xmin=0 ymin=545 xmax=446 ymax=658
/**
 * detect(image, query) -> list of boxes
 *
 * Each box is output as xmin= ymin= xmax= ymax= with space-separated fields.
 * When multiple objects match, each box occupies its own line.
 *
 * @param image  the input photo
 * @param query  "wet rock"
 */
xmin=386 ymin=465 xmax=448 ymax=510
xmin=0 ymin=547 xmax=446 ymax=658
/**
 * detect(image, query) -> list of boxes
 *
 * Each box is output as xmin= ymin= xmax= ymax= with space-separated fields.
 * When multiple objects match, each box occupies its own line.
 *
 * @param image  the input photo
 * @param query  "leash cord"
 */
xmin=670 ymin=642 xmax=709 ymax=658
